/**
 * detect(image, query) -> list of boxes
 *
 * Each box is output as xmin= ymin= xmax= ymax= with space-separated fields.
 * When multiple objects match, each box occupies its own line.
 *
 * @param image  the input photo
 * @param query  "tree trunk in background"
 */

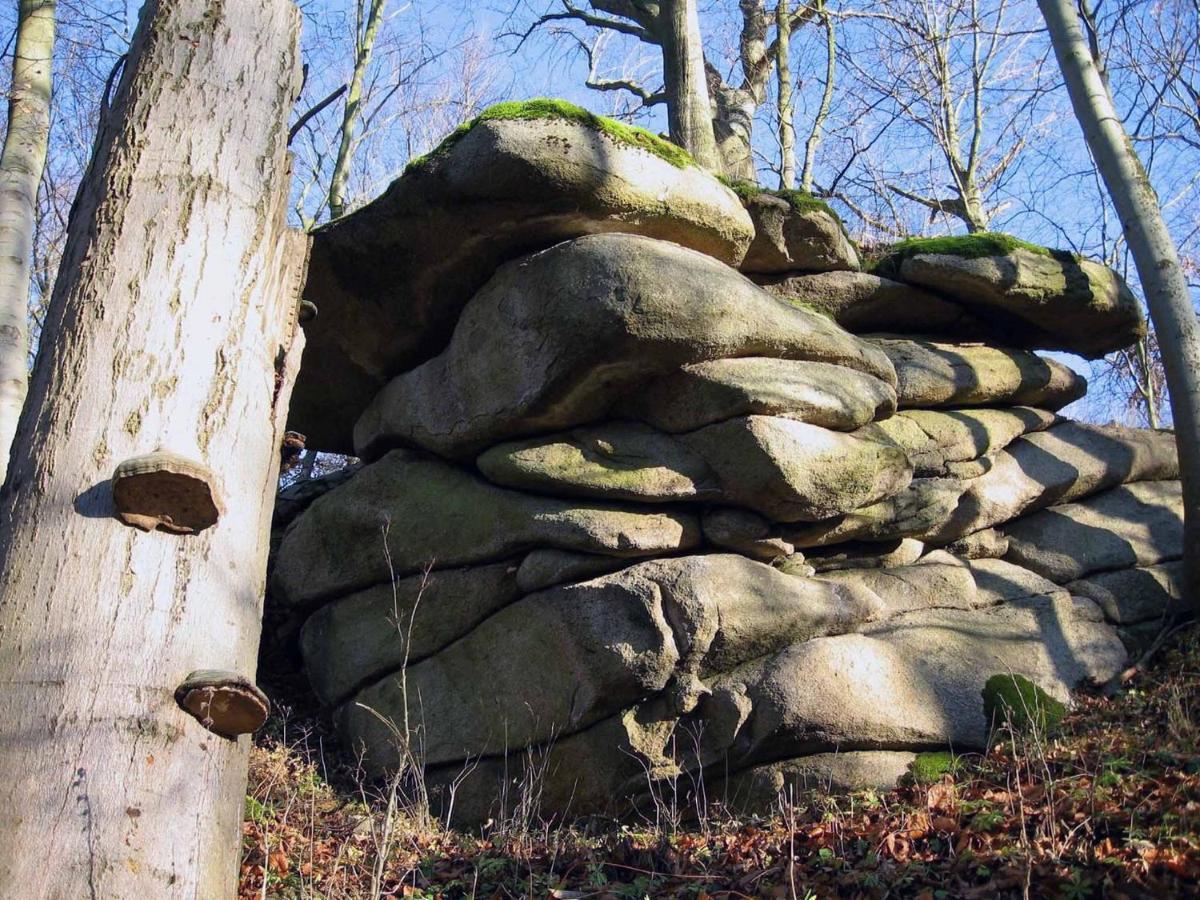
xmin=0 ymin=0 xmax=55 ymax=483
xmin=327 ymin=0 xmax=387 ymax=220
xmin=775 ymin=0 xmax=795 ymax=189
xmin=800 ymin=0 xmax=834 ymax=194
xmin=1040 ymin=0 xmax=1200 ymax=614
xmin=0 ymin=0 xmax=307 ymax=896
xmin=662 ymin=0 xmax=722 ymax=172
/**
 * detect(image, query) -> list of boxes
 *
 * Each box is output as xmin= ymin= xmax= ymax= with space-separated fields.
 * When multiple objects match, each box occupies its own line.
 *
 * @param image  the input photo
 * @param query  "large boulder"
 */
xmin=1002 ymin=480 xmax=1184 ymax=583
xmin=290 ymin=107 xmax=754 ymax=450
xmin=738 ymin=191 xmax=859 ymax=274
xmin=873 ymin=337 xmax=1087 ymax=410
xmin=613 ymin=357 xmax=897 ymax=434
xmin=886 ymin=243 xmax=1144 ymax=358
xmin=274 ymin=449 xmax=701 ymax=608
xmin=341 ymin=554 xmax=887 ymax=769
xmin=355 ymin=234 xmax=896 ymax=460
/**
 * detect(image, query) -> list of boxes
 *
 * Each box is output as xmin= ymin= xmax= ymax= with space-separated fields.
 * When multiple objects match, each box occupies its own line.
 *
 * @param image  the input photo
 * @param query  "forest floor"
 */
xmin=239 ymin=627 xmax=1200 ymax=899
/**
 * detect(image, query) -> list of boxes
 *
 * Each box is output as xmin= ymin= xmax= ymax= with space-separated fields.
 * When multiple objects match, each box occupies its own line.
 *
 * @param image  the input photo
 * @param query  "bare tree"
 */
xmin=518 ymin=1 xmax=818 ymax=178
xmin=0 ymin=0 xmax=56 ymax=480
xmin=0 ymin=0 xmax=308 ymax=894
xmin=1039 ymin=0 xmax=1200 ymax=613
xmin=775 ymin=0 xmax=795 ymax=187
xmin=799 ymin=0 xmax=834 ymax=193
xmin=835 ymin=0 xmax=1047 ymax=233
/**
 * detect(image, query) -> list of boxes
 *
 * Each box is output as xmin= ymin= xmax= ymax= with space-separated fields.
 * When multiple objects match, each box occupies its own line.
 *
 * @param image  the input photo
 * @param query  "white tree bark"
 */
xmin=662 ymin=0 xmax=722 ymax=172
xmin=0 ymin=0 xmax=55 ymax=482
xmin=0 ymin=0 xmax=307 ymax=896
xmin=1039 ymin=0 xmax=1200 ymax=612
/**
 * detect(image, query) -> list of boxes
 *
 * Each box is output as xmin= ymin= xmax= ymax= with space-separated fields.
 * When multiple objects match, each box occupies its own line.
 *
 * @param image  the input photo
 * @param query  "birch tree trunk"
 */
xmin=0 ymin=0 xmax=55 ymax=483
xmin=1039 ymin=0 xmax=1200 ymax=613
xmin=0 ymin=1 xmax=307 ymax=896
xmin=327 ymin=0 xmax=387 ymax=221
xmin=775 ymin=0 xmax=795 ymax=189
xmin=662 ymin=0 xmax=722 ymax=172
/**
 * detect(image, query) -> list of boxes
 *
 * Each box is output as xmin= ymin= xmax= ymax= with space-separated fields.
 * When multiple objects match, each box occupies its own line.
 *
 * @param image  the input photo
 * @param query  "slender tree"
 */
xmin=775 ymin=0 xmax=795 ymax=188
xmin=1039 ymin=0 xmax=1200 ymax=613
xmin=799 ymin=0 xmax=834 ymax=194
xmin=0 ymin=0 xmax=308 ymax=895
xmin=0 ymin=0 xmax=55 ymax=481
xmin=328 ymin=0 xmax=388 ymax=220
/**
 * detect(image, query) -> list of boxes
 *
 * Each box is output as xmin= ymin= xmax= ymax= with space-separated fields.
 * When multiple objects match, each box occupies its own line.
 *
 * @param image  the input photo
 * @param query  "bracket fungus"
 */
xmin=175 ymin=670 xmax=270 ymax=739
xmin=111 ymin=451 xmax=222 ymax=534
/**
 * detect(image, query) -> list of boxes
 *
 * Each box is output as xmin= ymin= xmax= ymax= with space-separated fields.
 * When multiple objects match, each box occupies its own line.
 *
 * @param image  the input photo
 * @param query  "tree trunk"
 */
xmin=1039 ymin=0 xmax=1200 ymax=613
xmin=661 ymin=0 xmax=722 ymax=172
xmin=327 ymin=0 xmax=387 ymax=221
xmin=800 ymin=0 xmax=834 ymax=194
xmin=775 ymin=1 xmax=795 ymax=189
xmin=0 ymin=1 xmax=307 ymax=896
xmin=0 ymin=0 xmax=55 ymax=483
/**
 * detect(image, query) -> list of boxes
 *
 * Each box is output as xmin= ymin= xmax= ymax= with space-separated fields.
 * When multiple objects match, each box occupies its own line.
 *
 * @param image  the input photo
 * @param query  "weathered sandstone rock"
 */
xmin=739 ymin=191 xmax=859 ymax=274
xmin=614 ymin=356 xmax=896 ymax=434
xmin=893 ymin=247 xmax=1144 ymax=358
xmin=291 ymin=113 xmax=754 ymax=450
xmin=873 ymin=338 xmax=1087 ymax=411
xmin=274 ymin=449 xmax=700 ymax=607
xmin=1067 ymin=561 xmax=1185 ymax=625
xmin=355 ymin=234 xmax=896 ymax=460
xmin=1003 ymin=480 xmax=1184 ymax=582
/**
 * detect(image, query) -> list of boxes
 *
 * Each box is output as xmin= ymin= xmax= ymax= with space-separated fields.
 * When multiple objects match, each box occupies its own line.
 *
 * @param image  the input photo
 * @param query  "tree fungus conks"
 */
xmin=175 ymin=670 xmax=270 ymax=739
xmin=111 ymin=451 xmax=222 ymax=534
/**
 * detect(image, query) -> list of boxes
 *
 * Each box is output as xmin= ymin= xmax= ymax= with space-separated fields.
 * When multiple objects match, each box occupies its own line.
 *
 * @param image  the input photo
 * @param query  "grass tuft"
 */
xmin=405 ymin=98 xmax=694 ymax=173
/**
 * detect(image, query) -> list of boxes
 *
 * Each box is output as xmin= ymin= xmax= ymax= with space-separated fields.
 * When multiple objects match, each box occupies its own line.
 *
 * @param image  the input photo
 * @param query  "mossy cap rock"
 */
xmin=734 ymin=186 xmax=860 ymax=274
xmin=288 ymin=99 xmax=753 ymax=451
xmin=871 ymin=233 xmax=1145 ymax=358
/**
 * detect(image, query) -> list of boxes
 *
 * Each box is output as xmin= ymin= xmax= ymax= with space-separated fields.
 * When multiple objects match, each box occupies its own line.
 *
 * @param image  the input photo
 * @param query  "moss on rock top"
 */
xmin=405 ymin=98 xmax=695 ymax=173
xmin=719 ymin=177 xmax=843 ymax=222
xmin=867 ymin=232 xmax=1079 ymax=278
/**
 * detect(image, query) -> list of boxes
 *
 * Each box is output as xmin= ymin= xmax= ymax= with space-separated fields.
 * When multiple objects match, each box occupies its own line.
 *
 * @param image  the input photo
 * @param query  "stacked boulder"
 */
xmin=272 ymin=101 xmax=1185 ymax=825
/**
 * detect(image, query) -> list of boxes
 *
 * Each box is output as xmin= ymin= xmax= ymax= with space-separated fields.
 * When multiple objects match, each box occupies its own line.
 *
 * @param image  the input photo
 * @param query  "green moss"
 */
xmin=719 ymin=178 xmax=842 ymax=222
xmin=867 ymin=232 xmax=1077 ymax=278
xmin=982 ymin=673 xmax=1067 ymax=736
xmin=909 ymin=751 xmax=957 ymax=785
xmin=405 ymin=98 xmax=694 ymax=174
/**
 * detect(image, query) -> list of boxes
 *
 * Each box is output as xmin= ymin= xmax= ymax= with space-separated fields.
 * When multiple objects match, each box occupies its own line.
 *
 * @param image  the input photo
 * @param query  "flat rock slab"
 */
xmin=478 ymin=415 xmax=912 ymax=523
xmin=870 ymin=407 xmax=1058 ymax=476
xmin=739 ymin=192 xmax=859 ymax=274
xmin=784 ymin=477 xmax=968 ymax=548
xmin=921 ymin=423 xmax=1179 ymax=544
xmin=872 ymin=337 xmax=1086 ymax=411
xmin=340 ymin=554 xmax=887 ymax=769
xmin=894 ymin=248 xmax=1144 ymax=358
xmin=717 ymin=752 xmax=919 ymax=809
xmin=613 ymin=356 xmax=897 ymax=434
xmin=1003 ymin=480 xmax=1183 ymax=583
xmin=273 ymin=449 xmax=700 ymax=608
xmin=757 ymin=270 xmax=981 ymax=336
xmin=1067 ymin=561 xmax=1185 ymax=625
xmin=290 ymin=116 xmax=754 ymax=450
xmin=354 ymin=233 xmax=896 ymax=460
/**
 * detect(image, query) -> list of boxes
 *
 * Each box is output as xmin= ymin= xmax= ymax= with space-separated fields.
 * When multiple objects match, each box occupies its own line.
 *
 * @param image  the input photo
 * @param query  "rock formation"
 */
xmin=271 ymin=100 xmax=1184 ymax=826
